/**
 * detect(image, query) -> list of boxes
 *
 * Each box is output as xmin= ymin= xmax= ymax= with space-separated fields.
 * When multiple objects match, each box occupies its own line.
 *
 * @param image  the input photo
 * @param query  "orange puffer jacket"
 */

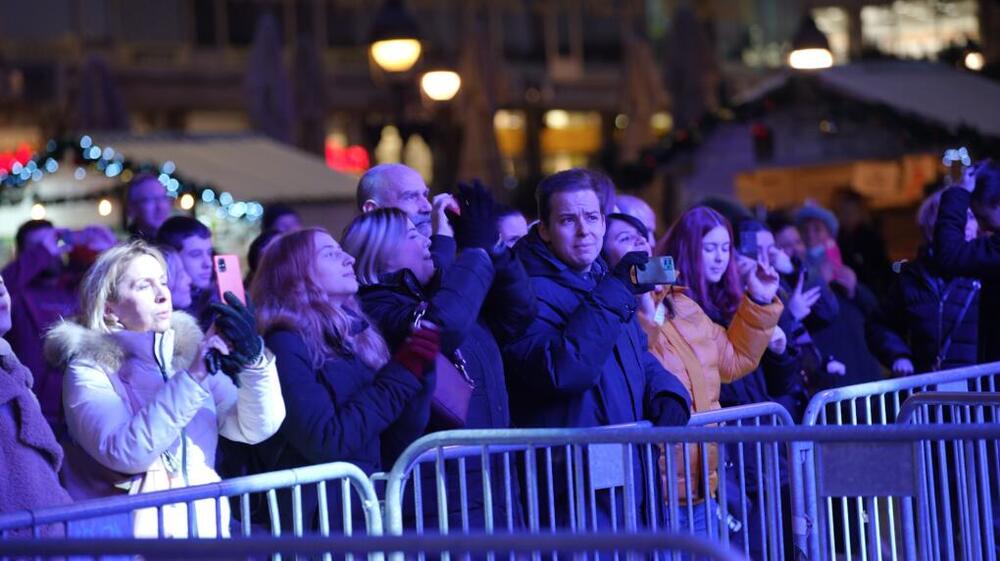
xmin=638 ymin=288 xmax=782 ymax=504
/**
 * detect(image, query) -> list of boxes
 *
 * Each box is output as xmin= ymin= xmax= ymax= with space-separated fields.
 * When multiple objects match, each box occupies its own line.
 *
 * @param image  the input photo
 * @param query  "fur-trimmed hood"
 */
xmin=44 ymin=311 xmax=204 ymax=374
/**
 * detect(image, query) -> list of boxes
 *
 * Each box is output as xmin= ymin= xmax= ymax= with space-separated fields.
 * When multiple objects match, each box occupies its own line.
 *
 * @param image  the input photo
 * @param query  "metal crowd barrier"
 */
xmin=0 ymin=531 xmax=747 ymax=561
xmin=897 ymin=392 xmax=1000 ymax=561
xmin=0 ymin=461 xmax=382 ymax=543
xmin=796 ymin=363 xmax=1000 ymax=561
xmin=381 ymin=403 xmax=792 ymax=561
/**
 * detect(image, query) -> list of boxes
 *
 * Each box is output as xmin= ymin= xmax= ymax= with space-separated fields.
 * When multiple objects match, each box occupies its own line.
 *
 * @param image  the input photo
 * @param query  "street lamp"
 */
xmin=368 ymin=0 xmax=422 ymax=74
xmin=965 ymin=49 xmax=985 ymax=71
xmin=420 ymin=70 xmax=461 ymax=102
xmin=788 ymin=16 xmax=833 ymax=70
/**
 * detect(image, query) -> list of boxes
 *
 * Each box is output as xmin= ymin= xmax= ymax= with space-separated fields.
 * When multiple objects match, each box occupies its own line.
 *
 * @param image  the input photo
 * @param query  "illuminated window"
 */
xmin=861 ymin=0 xmax=979 ymax=59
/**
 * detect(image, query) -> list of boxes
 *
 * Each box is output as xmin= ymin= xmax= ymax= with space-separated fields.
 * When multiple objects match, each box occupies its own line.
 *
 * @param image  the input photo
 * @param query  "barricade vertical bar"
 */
xmin=317 ymin=481 xmax=330 ymax=536
xmin=976 ymin=423 xmax=996 ymax=558
xmin=414 ymin=463 xmax=425 ymax=540
xmin=716 ymin=440 xmax=729 ymax=551
xmin=457 ymin=457 xmax=470 ymax=535
xmin=342 ymin=479 xmax=354 ymax=561
xmin=681 ymin=443 xmax=693 ymax=535
xmin=662 ymin=440 xmax=680 ymax=561
xmin=240 ymin=493 xmax=251 ymax=537
xmin=736 ymin=439 xmax=751 ymax=561
xmin=936 ymin=428 xmax=956 ymax=561
xmin=435 ymin=447 xmax=450 ymax=542
xmin=214 ymin=497 xmax=223 ymax=539
xmin=525 ymin=445 xmax=540 ymax=534
xmin=292 ymin=484 xmax=303 ymax=537
xmin=623 ymin=443 xmax=637 ymax=534
xmin=317 ymin=482 xmax=331 ymax=561
xmin=157 ymin=505 xmax=165 ymax=538
xmin=699 ymin=442 xmax=712 ymax=541
xmin=753 ymin=422 xmax=768 ymax=560
xmin=644 ymin=442 xmax=661 ymax=561
xmin=480 ymin=448 xmax=494 ymax=535
xmin=502 ymin=451 xmax=514 ymax=532
xmin=544 ymin=446 xmax=556 ymax=533
xmin=571 ymin=444 xmax=583 ymax=534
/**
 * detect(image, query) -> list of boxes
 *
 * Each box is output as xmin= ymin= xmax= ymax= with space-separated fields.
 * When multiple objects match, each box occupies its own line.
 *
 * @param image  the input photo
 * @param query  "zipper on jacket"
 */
xmin=154 ymin=332 xmax=197 ymax=537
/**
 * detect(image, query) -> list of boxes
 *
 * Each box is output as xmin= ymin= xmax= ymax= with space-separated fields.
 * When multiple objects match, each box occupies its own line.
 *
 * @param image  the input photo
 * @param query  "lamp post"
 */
xmin=788 ymin=16 xmax=834 ymax=70
xmin=368 ymin=0 xmax=422 ymax=74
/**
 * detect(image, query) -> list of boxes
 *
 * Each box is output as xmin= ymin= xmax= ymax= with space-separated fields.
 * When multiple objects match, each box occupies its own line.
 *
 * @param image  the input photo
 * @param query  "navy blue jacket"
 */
xmin=933 ymin=187 xmax=998 ymax=361
xmin=359 ymin=242 xmax=534 ymax=530
xmin=504 ymin=228 xmax=691 ymax=429
xmin=866 ymin=247 xmax=980 ymax=373
xmin=253 ymin=328 xmax=428 ymax=530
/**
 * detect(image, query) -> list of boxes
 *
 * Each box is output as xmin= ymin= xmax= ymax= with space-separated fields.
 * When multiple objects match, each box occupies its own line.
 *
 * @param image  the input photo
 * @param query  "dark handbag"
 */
xmin=413 ymin=303 xmax=475 ymax=429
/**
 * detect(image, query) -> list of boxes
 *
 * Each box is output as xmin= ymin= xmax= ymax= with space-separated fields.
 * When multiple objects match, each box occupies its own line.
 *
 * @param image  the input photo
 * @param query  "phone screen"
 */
xmin=213 ymin=255 xmax=246 ymax=304
xmin=634 ymin=256 xmax=678 ymax=285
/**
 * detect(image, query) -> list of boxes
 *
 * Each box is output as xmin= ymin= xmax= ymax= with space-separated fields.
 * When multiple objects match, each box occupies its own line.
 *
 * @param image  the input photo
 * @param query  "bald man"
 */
xmin=615 ymin=194 xmax=657 ymax=244
xmin=357 ymin=164 xmax=437 ymax=236
xmin=356 ymin=163 xmax=458 ymax=265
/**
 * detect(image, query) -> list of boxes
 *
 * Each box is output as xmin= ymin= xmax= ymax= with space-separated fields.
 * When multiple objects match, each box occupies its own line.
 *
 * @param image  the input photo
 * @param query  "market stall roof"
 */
xmin=90 ymin=132 xmax=358 ymax=202
xmin=736 ymin=61 xmax=1000 ymax=139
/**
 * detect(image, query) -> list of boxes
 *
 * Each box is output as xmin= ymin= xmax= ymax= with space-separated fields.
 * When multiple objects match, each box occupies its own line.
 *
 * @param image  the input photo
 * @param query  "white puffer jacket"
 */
xmin=44 ymin=311 xmax=285 ymax=538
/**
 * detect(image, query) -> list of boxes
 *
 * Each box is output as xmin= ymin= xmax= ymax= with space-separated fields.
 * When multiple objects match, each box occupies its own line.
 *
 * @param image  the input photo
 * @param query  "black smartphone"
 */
xmin=634 ymin=256 xmax=678 ymax=285
xmin=738 ymin=230 xmax=759 ymax=259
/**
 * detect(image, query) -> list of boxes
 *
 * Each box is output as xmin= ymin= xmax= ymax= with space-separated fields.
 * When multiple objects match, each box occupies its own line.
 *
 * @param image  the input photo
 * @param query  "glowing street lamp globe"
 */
xmin=420 ymin=70 xmax=461 ymax=101
xmin=370 ymin=39 xmax=422 ymax=73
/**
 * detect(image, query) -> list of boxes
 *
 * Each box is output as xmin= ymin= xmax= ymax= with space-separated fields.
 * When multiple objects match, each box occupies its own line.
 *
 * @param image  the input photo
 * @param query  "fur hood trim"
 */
xmin=44 ymin=311 xmax=204 ymax=373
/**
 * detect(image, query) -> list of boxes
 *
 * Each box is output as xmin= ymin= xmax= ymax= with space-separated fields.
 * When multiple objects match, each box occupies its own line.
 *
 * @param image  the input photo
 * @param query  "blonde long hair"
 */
xmin=341 ymin=208 xmax=410 ymax=286
xmin=78 ymin=241 xmax=167 ymax=333
xmin=251 ymin=228 xmax=390 ymax=370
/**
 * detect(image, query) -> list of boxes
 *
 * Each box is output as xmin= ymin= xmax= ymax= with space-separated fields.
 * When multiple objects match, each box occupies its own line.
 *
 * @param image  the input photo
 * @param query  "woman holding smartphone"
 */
xmin=602 ymin=210 xmax=782 ymax=534
xmin=44 ymin=241 xmax=285 ymax=538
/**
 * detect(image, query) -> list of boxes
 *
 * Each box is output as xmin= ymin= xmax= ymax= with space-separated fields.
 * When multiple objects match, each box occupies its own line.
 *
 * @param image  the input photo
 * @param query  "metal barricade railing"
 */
xmin=897 ymin=392 xmax=1000 ymax=561
xmin=0 ymin=531 xmax=748 ymax=561
xmin=384 ymin=405 xmax=791 ymax=561
xmin=0 ymin=461 xmax=382 ymax=544
xmin=795 ymin=362 xmax=1000 ymax=560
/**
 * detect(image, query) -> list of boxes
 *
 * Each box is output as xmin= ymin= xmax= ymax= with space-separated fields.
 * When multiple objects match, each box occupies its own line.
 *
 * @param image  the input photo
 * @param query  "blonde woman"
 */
xmin=248 ymin=228 xmax=439 ymax=532
xmin=44 ymin=241 xmax=285 ymax=538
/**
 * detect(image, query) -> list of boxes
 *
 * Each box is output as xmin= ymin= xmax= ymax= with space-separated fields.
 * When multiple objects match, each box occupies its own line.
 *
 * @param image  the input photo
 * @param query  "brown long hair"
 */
xmin=250 ymin=228 xmax=389 ymax=370
xmin=658 ymin=206 xmax=743 ymax=322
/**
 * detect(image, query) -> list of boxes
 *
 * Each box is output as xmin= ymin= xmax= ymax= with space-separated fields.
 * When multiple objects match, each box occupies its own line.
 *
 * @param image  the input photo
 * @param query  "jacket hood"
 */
xmin=44 ymin=311 xmax=203 ymax=373
xmin=514 ymin=226 xmax=609 ymax=290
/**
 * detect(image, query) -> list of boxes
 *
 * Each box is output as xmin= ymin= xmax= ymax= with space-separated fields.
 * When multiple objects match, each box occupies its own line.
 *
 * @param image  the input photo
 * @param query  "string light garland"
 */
xmin=0 ymin=136 xmax=263 ymax=223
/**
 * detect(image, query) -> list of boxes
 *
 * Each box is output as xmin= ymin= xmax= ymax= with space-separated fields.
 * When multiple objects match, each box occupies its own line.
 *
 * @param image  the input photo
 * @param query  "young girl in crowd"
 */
xmin=249 ymin=228 xmax=438 ymax=531
xmin=44 ymin=241 xmax=285 ymax=538
xmin=602 ymin=210 xmax=782 ymax=533
xmin=343 ymin=185 xmax=534 ymax=532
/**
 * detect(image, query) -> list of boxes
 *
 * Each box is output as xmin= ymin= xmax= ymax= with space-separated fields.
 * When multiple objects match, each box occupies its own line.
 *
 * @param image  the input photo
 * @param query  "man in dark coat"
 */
xmin=503 ymin=169 xmax=689 ymax=531
xmin=934 ymin=162 xmax=1000 ymax=362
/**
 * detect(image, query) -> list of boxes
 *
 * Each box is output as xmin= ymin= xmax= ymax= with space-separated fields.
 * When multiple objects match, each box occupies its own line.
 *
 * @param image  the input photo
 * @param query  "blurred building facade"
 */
xmin=0 ymin=0 xmax=995 ymax=213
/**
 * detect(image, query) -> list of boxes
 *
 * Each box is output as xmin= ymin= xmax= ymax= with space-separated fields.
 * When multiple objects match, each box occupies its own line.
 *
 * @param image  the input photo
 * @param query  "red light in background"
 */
xmin=325 ymin=139 xmax=370 ymax=174
xmin=0 ymin=143 xmax=35 ymax=174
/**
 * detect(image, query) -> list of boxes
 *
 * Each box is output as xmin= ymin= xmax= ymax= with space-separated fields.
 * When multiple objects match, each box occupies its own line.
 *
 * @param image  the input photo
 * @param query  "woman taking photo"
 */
xmin=249 ymin=228 xmax=438 ymax=531
xmin=601 ymin=209 xmax=782 ymax=534
xmin=342 ymin=182 xmax=534 ymax=533
xmin=44 ymin=241 xmax=285 ymax=538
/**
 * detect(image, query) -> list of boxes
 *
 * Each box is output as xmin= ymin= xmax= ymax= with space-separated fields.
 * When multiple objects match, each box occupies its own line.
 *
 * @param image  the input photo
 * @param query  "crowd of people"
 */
xmin=1 ymin=159 xmax=997 ymax=539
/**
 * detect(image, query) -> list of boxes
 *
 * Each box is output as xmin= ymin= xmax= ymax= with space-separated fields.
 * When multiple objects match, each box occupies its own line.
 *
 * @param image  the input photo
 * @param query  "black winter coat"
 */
xmin=866 ymin=247 xmax=980 ymax=373
xmin=253 ymin=328 xmax=427 ymax=531
xmin=934 ymin=187 xmax=999 ymax=362
xmin=359 ymin=242 xmax=535 ymax=531
xmin=504 ymin=228 xmax=691 ymax=429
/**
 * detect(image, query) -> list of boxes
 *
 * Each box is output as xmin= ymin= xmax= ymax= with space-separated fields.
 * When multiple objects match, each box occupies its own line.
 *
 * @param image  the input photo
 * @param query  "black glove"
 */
xmin=450 ymin=180 xmax=499 ymax=251
xmin=611 ymin=251 xmax=655 ymax=295
xmin=208 ymin=292 xmax=264 ymax=376
xmin=651 ymin=394 xmax=691 ymax=427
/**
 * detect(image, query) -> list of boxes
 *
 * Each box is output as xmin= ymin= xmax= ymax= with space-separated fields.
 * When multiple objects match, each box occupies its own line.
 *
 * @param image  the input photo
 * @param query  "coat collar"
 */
xmin=44 ymin=311 xmax=203 ymax=374
xmin=514 ymin=226 xmax=610 ymax=292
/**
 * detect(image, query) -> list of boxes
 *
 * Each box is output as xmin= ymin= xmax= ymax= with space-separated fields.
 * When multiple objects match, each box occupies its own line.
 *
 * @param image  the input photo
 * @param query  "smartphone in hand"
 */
xmin=634 ymin=256 xmax=679 ymax=285
xmin=213 ymin=255 xmax=246 ymax=304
